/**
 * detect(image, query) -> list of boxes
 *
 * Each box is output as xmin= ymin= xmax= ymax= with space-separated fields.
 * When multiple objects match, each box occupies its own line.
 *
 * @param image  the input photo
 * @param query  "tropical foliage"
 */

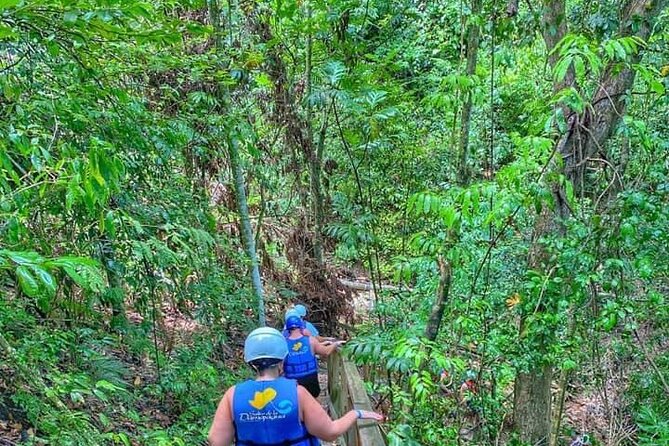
xmin=0 ymin=0 xmax=667 ymax=445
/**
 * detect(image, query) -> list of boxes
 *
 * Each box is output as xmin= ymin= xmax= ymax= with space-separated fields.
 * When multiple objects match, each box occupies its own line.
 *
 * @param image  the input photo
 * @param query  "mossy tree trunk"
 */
xmin=513 ymin=1 xmax=668 ymax=443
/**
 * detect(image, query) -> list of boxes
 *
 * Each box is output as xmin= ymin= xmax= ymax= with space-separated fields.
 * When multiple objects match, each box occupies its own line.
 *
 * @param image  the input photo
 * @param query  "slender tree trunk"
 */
xmin=227 ymin=136 xmax=266 ymax=325
xmin=424 ymin=257 xmax=452 ymax=341
xmin=305 ymin=0 xmax=324 ymax=267
xmin=207 ymin=1 xmax=265 ymax=324
xmin=98 ymin=235 xmax=127 ymax=330
xmin=208 ymin=0 xmax=223 ymax=47
xmin=308 ymin=157 xmax=324 ymax=265
xmin=457 ymin=0 xmax=481 ymax=185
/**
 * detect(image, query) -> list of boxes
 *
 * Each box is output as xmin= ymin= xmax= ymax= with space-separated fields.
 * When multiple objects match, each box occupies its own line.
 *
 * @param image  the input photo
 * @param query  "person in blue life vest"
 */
xmin=284 ymin=315 xmax=343 ymax=398
xmin=282 ymin=309 xmax=314 ymax=338
xmin=289 ymin=304 xmax=339 ymax=344
xmin=208 ymin=327 xmax=384 ymax=446
xmin=293 ymin=304 xmax=321 ymax=338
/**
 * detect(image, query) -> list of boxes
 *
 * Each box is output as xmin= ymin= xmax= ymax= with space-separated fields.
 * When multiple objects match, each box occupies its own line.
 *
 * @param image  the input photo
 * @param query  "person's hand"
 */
xmin=355 ymin=409 xmax=385 ymax=422
xmin=335 ymin=340 xmax=346 ymax=350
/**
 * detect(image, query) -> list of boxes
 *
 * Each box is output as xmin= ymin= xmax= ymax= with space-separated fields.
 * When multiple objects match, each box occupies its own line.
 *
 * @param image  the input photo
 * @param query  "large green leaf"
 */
xmin=45 ymin=256 xmax=99 ymax=269
xmin=16 ymin=265 xmax=39 ymax=297
xmin=32 ymin=265 xmax=57 ymax=297
xmin=0 ymin=0 xmax=19 ymax=10
xmin=1 ymin=250 xmax=44 ymax=266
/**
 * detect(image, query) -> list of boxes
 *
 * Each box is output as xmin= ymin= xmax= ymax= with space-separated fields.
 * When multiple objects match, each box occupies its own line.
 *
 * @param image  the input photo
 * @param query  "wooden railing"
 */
xmin=327 ymin=351 xmax=387 ymax=446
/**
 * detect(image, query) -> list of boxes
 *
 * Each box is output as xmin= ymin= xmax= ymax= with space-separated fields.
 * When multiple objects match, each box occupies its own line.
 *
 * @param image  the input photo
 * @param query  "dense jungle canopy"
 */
xmin=0 ymin=0 xmax=668 ymax=445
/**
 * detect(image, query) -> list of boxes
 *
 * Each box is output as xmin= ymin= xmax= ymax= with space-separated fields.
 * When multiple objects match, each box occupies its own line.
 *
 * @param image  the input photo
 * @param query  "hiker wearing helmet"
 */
xmin=282 ymin=309 xmax=313 ymax=337
xmin=294 ymin=304 xmax=320 ymax=337
xmin=291 ymin=304 xmax=338 ymax=344
xmin=208 ymin=327 xmax=384 ymax=446
xmin=284 ymin=315 xmax=343 ymax=398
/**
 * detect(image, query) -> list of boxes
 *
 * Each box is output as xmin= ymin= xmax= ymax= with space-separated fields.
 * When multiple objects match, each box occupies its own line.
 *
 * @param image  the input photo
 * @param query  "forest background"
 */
xmin=0 ymin=0 xmax=668 ymax=445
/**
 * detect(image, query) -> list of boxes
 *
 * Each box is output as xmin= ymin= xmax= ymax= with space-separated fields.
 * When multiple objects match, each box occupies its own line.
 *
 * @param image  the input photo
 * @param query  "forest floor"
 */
xmin=317 ymin=367 xmax=340 ymax=446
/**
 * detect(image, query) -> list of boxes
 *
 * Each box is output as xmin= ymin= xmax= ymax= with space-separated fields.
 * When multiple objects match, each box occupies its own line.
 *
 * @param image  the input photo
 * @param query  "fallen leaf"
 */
xmin=506 ymin=293 xmax=521 ymax=308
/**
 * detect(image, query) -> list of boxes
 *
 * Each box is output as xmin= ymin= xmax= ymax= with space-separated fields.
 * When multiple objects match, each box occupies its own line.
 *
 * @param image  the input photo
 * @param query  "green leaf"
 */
xmin=92 ymin=388 xmax=109 ymax=403
xmin=45 ymin=256 xmax=99 ymax=269
xmin=116 ymin=433 xmax=131 ymax=446
xmin=561 ymin=358 xmax=577 ymax=371
xmin=573 ymin=56 xmax=585 ymax=81
xmin=422 ymin=194 xmax=431 ymax=214
xmin=104 ymin=211 xmax=116 ymax=238
xmin=0 ymin=0 xmax=19 ymax=10
xmin=554 ymin=55 xmax=572 ymax=82
xmin=64 ymin=11 xmax=79 ymax=24
xmin=98 ymin=412 xmax=110 ymax=428
xmin=64 ymin=266 xmax=87 ymax=288
xmin=2 ymin=250 xmax=44 ymax=265
xmin=16 ymin=265 xmax=39 ymax=297
xmin=32 ymin=265 xmax=57 ymax=297
xmin=565 ymin=180 xmax=574 ymax=205
xmin=649 ymin=80 xmax=665 ymax=95
xmin=0 ymin=23 xmax=17 ymax=40
xmin=441 ymin=206 xmax=457 ymax=229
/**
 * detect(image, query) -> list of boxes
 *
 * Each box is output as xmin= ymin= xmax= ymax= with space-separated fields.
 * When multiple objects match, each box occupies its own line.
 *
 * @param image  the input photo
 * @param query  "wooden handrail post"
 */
xmin=327 ymin=351 xmax=386 ymax=445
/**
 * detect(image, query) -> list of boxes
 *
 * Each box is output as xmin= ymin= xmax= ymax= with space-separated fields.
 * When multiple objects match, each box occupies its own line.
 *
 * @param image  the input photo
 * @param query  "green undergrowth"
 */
xmin=0 ymin=299 xmax=245 ymax=446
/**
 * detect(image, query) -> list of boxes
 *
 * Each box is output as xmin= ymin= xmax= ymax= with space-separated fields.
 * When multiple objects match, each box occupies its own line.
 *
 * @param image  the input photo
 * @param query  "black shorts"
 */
xmin=296 ymin=373 xmax=320 ymax=398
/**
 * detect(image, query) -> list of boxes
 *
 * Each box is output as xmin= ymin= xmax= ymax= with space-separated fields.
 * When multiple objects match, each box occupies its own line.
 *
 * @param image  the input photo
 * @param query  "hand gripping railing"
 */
xmin=326 ymin=351 xmax=386 ymax=446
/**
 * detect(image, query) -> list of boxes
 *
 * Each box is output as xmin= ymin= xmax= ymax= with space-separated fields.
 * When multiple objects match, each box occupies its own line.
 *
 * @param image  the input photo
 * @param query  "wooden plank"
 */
xmin=327 ymin=352 xmax=387 ymax=446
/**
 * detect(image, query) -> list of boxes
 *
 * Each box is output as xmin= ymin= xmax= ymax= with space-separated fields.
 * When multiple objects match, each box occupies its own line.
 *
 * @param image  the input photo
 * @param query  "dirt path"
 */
xmin=318 ymin=364 xmax=340 ymax=446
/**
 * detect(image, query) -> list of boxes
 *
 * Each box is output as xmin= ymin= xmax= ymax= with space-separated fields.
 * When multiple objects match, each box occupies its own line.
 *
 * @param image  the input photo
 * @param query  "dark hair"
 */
xmin=249 ymin=358 xmax=282 ymax=372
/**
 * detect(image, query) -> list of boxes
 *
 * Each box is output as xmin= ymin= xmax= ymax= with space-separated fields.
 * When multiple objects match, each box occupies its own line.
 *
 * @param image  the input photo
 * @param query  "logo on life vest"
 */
xmin=241 ymin=387 xmax=294 ymax=422
xmin=249 ymin=388 xmax=277 ymax=410
xmin=275 ymin=399 xmax=293 ymax=415
xmin=292 ymin=342 xmax=303 ymax=351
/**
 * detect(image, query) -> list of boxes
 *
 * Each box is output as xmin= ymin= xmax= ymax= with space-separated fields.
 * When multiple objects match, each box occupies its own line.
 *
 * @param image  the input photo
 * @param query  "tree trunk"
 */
xmin=305 ymin=1 xmax=324 ymax=266
xmin=98 ymin=235 xmax=127 ymax=330
xmin=457 ymin=0 xmax=481 ymax=185
xmin=513 ymin=364 xmax=553 ymax=445
xmin=208 ymin=0 xmax=223 ymax=48
xmin=514 ymin=1 xmax=667 ymax=443
xmin=424 ymin=257 xmax=452 ymax=341
xmin=207 ymin=2 xmax=266 ymax=324
xmin=227 ymin=136 xmax=266 ymax=325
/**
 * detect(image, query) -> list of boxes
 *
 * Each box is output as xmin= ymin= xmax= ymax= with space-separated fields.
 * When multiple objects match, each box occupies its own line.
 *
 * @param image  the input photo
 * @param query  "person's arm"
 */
xmin=311 ymin=336 xmax=341 ymax=357
xmin=208 ymin=387 xmax=235 ymax=446
xmin=298 ymin=386 xmax=383 ymax=441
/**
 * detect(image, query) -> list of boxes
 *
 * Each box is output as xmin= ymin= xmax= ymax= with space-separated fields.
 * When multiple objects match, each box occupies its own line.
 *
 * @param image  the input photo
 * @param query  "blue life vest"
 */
xmin=232 ymin=377 xmax=319 ymax=446
xmin=284 ymin=336 xmax=318 ymax=379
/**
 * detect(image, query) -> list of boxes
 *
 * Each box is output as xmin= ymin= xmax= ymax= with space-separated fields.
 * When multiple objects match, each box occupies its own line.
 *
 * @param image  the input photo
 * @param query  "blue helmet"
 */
xmin=285 ymin=309 xmax=301 ymax=322
xmin=285 ymin=315 xmax=303 ymax=330
xmin=244 ymin=327 xmax=288 ymax=363
xmin=294 ymin=304 xmax=307 ymax=317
